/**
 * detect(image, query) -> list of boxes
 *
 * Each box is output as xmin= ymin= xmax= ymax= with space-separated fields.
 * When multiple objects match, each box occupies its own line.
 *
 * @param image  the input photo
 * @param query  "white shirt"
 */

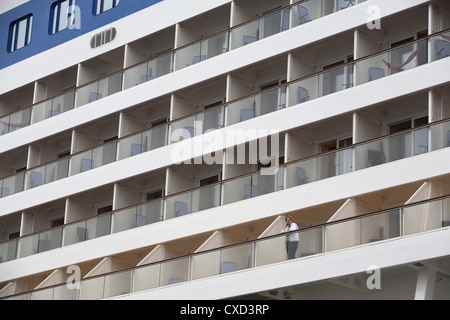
xmin=282 ymin=222 xmax=299 ymax=242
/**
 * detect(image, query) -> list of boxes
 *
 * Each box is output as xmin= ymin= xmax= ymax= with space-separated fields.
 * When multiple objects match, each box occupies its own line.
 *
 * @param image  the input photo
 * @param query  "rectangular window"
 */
xmin=51 ymin=0 xmax=75 ymax=34
xmin=146 ymin=189 xmax=163 ymax=201
xmin=9 ymin=14 xmax=33 ymax=52
xmin=95 ymin=0 xmax=120 ymax=15
xmin=97 ymin=204 xmax=113 ymax=215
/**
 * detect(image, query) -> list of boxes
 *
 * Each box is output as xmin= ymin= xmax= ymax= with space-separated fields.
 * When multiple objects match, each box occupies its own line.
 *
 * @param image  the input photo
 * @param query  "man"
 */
xmin=282 ymin=215 xmax=299 ymax=259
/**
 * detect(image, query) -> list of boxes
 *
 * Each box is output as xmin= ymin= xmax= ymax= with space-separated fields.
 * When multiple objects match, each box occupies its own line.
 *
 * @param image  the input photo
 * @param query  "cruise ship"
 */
xmin=0 ymin=0 xmax=449 ymax=301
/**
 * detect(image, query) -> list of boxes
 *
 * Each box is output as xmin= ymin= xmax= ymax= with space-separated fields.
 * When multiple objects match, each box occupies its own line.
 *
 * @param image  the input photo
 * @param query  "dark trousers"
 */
xmin=285 ymin=241 xmax=298 ymax=259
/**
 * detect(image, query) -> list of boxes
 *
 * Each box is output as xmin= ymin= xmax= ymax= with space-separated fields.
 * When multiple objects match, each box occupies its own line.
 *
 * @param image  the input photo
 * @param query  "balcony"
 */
xmin=2 ymin=194 xmax=449 ymax=300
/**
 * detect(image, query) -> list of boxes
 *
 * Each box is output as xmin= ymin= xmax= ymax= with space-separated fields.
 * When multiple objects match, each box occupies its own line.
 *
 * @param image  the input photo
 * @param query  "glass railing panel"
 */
xmin=10 ymin=107 xmax=31 ymax=132
xmin=155 ymin=52 xmax=173 ymax=77
xmin=403 ymin=198 xmax=445 ymax=235
xmin=252 ymin=170 xmax=283 ymax=198
xmin=221 ymin=175 xmax=253 ymax=205
xmin=164 ymin=192 xmax=193 ymax=220
xmin=443 ymin=198 xmax=450 ymax=228
xmin=261 ymin=9 xmax=290 ymax=38
xmin=123 ymin=61 xmax=150 ymax=90
xmin=191 ymin=184 xmax=221 ymax=212
xmin=325 ymin=218 xmax=361 ymax=251
xmin=112 ymin=207 xmax=138 ymax=233
xmin=86 ymin=213 xmax=111 ymax=240
xmin=355 ymin=123 xmax=430 ymax=170
xmin=319 ymin=151 xmax=340 ymax=180
xmin=357 ymin=40 xmax=428 ymax=87
xmin=98 ymin=72 xmax=123 ymax=99
xmin=79 ymin=276 xmax=105 ymax=300
xmin=287 ymin=75 xmax=318 ymax=107
xmin=0 ymin=179 xmax=5 ymax=198
xmin=37 ymin=228 xmax=63 ymax=253
xmin=6 ymin=293 xmax=29 ymax=300
xmin=258 ymin=87 xmax=286 ymax=117
xmin=119 ymin=126 xmax=167 ymax=160
xmin=335 ymin=0 xmax=358 ymax=11
xmin=118 ymin=132 xmax=144 ymax=160
xmin=44 ymin=158 xmax=69 ymax=184
xmin=0 ymin=239 xmax=17 ymax=263
xmin=310 ymin=147 xmax=354 ymax=180
xmin=220 ymin=243 xmax=253 ymax=274
xmin=132 ymin=263 xmax=161 ymax=293
xmin=384 ymin=130 xmax=412 ymax=162
xmin=230 ymin=20 xmax=259 ymax=50
xmin=169 ymin=116 xmax=196 ymax=142
xmin=103 ymin=269 xmax=132 ymax=298
xmin=321 ymin=64 xmax=353 ymax=96
xmin=56 ymin=90 xmax=76 ymax=114
xmin=291 ymin=1 xmax=315 ymax=28
xmin=360 ymin=122 xmax=429 ymax=165
xmin=255 ymin=233 xmax=287 ymax=267
xmin=203 ymin=31 xmax=230 ymax=60
xmin=54 ymin=283 xmax=78 ymax=300
xmin=322 ymin=0 xmax=337 ymax=15
xmin=75 ymin=81 xmax=99 ymax=107
xmin=0 ymin=116 xmax=9 ymax=137
xmin=70 ymin=150 xmax=93 ymax=175
xmin=1 ymin=172 xmax=25 ymax=198
xmin=360 ymin=209 xmax=400 ymax=244
xmin=123 ymin=53 xmax=173 ymax=90
xmin=225 ymin=95 xmax=256 ymax=126
xmin=354 ymin=137 xmax=387 ymax=170
xmin=430 ymin=119 xmax=450 ymax=151
xmin=17 ymin=233 xmax=39 ymax=259
xmin=191 ymin=250 xmax=220 ymax=280
xmin=285 ymin=156 xmax=316 ymax=188
xmin=92 ymin=141 xmax=117 ymax=167
xmin=137 ymin=199 xmax=164 ymax=225
xmin=31 ymin=100 xmax=53 ymax=124
xmin=160 ymin=256 xmax=189 ymax=287
xmin=338 ymin=147 xmax=354 ymax=175
xmin=63 ymin=220 xmax=88 ymax=246
xmin=175 ymin=41 xmax=203 ymax=71
xmin=279 ymin=85 xmax=287 ymax=109
xmin=414 ymin=127 xmax=429 ymax=155
xmin=389 ymin=39 xmax=427 ymax=74
xmin=0 ymin=114 xmax=11 ymax=136
xmin=197 ymin=105 xmax=224 ymax=133
xmin=298 ymin=227 xmax=323 ymax=258
xmin=255 ymin=227 xmax=322 ymax=266
xmin=25 ymin=167 xmax=46 ymax=190
xmin=147 ymin=125 xmax=168 ymax=150
xmin=354 ymin=52 xmax=389 ymax=86
xmin=430 ymin=31 xmax=450 ymax=62
xmin=30 ymin=287 xmax=54 ymax=300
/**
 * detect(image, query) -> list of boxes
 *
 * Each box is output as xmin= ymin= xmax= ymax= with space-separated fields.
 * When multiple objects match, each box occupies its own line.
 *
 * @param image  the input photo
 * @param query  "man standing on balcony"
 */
xmin=282 ymin=215 xmax=299 ymax=259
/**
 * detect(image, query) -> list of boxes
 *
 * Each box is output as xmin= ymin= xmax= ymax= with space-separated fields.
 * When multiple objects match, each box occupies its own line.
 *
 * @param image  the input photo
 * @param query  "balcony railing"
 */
xmin=1 ymin=29 xmax=449 ymax=200
xmin=3 ymin=194 xmax=449 ymax=300
xmin=1 ymin=118 xmax=449 ymax=264
xmin=0 ymin=0 xmax=370 ymax=137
